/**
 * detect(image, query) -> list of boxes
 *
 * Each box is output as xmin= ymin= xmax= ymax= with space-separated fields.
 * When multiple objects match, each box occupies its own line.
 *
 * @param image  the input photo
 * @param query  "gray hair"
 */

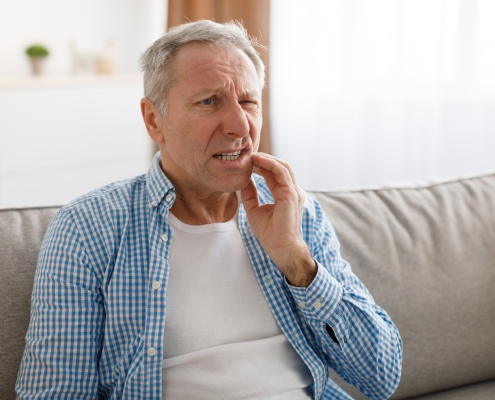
xmin=140 ymin=20 xmax=266 ymax=116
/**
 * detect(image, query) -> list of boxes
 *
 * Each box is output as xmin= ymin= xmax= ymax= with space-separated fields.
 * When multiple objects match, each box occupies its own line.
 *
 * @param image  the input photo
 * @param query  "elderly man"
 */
xmin=16 ymin=20 xmax=402 ymax=400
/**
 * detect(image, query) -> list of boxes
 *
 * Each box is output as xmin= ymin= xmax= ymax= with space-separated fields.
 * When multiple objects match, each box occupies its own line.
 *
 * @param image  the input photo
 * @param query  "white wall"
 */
xmin=0 ymin=0 xmax=167 ymax=78
xmin=0 ymin=0 xmax=167 ymax=208
xmin=270 ymin=0 xmax=495 ymax=190
xmin=0 ymin=77 xmax=152 ymax=208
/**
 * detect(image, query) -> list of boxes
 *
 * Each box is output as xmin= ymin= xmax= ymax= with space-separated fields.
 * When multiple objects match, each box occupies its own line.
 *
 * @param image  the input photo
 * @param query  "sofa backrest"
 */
xmin=310 ymin=173 xmax=495 ymax=399
xmin=0 ymin=206 xmax=61 ymax=400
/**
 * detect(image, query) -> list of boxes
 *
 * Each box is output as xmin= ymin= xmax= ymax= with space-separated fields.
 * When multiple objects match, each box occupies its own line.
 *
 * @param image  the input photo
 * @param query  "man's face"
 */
xmin=156 ymin=43 xmax=262 ymax=195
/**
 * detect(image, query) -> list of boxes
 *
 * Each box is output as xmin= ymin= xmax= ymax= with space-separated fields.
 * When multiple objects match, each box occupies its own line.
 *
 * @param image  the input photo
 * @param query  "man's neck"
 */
xmin=170 ymin=190 xmax=238 ymax=225
xmin=158 ymin=159 xmax=241 ymax=225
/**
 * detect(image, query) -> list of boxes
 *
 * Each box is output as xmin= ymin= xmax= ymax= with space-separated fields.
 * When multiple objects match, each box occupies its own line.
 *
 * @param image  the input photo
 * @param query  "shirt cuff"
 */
xmin=285 ymin=260 xmax=344 ymax=327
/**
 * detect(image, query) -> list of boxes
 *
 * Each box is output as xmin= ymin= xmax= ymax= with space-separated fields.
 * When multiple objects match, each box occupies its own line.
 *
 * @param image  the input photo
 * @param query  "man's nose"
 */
xmin=221 ymin=101 xmax=250 ymax=138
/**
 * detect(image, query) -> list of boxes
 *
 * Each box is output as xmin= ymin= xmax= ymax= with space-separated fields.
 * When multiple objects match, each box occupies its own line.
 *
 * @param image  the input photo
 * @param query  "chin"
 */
xmin=216 ymin=171 xmax=252 ymax=193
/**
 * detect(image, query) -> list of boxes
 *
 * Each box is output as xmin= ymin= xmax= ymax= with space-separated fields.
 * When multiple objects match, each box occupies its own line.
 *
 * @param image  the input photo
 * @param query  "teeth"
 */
xmin=214 ymin=150 xmax=242 ymax=161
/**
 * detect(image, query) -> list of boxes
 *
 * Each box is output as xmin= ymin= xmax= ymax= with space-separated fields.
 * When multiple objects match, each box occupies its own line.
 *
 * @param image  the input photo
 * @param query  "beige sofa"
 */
xmin=1 ymin=172 xmax=494 ymax=399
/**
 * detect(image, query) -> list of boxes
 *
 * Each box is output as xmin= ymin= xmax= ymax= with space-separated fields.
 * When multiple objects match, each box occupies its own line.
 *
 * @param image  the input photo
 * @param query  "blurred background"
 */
xmin=0 ymin=0 xmax=494 ymax=208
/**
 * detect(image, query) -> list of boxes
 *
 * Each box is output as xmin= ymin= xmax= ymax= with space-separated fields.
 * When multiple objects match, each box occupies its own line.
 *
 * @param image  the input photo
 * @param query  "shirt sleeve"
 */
xmin=16 ymin=208 xmax=104 ymax=399
xmin=286 ymin=196 xmax=403 ymax=400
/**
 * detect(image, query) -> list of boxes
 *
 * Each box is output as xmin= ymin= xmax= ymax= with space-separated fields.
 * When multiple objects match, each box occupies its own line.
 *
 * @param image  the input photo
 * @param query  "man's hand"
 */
xmin=241 ymin=153 xmax=317 ymax=287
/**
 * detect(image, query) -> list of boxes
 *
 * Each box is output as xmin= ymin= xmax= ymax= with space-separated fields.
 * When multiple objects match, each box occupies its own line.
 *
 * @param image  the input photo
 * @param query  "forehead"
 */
xmin=171 ymin=43 xmax=260 ymax=93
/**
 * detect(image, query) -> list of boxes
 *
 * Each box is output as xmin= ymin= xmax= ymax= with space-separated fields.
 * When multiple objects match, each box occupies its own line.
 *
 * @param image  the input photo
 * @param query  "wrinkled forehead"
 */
xmin=171 ymin=43 xmax=261 ymax=93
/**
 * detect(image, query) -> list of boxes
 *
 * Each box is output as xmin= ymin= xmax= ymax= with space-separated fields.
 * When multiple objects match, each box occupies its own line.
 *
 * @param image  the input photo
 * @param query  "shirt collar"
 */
xmin=146 ymin=152 xmax=175 ymax=208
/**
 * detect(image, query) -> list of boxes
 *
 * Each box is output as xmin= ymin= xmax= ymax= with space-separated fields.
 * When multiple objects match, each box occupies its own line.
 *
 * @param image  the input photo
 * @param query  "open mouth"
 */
xmin=213 ymin=150 xmax=242 ymax=161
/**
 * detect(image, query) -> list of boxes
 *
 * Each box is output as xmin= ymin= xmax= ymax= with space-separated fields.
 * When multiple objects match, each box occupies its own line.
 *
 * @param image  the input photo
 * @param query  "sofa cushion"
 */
xmin=407 ymin=379 xmax=495 ymax=400
xmin=310 ymin=173 xmax=495 ymax=399
xmin=0 ymin=206 xmax=60 ymax=400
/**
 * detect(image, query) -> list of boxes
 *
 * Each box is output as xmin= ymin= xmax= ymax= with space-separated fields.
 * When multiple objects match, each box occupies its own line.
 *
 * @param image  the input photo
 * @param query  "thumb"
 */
xmin=240 ymin=178 xmax=259 ymax=212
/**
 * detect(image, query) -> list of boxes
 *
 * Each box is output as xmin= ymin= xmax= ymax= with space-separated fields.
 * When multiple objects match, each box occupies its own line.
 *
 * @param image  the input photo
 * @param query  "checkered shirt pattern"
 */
xmin=16 ymin=153 xmax=402 ymax=399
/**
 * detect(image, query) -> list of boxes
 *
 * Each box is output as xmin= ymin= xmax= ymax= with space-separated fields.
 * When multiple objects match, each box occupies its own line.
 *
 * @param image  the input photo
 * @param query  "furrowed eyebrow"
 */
xmin=194 ymin=85 xmax=227 ymax=98
xmin=193 ymin=86 xmax=260 ymax=99
xmin=241 ymin=91 xmax=260 ymax=99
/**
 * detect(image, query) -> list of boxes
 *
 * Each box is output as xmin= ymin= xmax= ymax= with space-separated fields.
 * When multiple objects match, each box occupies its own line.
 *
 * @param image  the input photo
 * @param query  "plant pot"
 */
xmin=29 ymin=57 xmax=45 ymax=76
xmin=95 ymin=56 xmax=115 ymax=74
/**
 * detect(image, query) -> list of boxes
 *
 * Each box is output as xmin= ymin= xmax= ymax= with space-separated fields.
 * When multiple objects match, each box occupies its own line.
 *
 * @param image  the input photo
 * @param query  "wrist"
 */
xmin=282 ymin=246 xmax=317 ymax=288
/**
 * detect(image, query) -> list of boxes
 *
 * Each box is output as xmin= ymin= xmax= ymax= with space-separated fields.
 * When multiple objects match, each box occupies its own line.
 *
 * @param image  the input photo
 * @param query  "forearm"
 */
xmin=287 ymin=261 xmax=402 ymax=400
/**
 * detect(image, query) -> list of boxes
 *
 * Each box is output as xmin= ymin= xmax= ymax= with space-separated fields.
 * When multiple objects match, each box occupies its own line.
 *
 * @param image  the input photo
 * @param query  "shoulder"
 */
xmin=43 ymin=174 xmax=148 ymax=274
xmin=62 ymin=174 xmax=146 ymax=215
xmin=52 ymin=174 xmax=147 ymax=238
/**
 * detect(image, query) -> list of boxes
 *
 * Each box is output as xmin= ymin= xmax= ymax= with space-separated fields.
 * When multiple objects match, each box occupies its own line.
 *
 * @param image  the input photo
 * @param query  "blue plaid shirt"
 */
xmin=17 ymin=153 xmax=402 ymax=400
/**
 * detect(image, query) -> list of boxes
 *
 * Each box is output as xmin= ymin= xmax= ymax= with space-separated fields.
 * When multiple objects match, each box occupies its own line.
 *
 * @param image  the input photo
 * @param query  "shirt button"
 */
xmin=147 ymin=347 xmax=157 ymax=356
xmin=152 ymin=280 xmax=161 ymax=290
xmin=313 ymin=300 xmax=322 ymax=310
xmin=161 ymin=233 xmax=168 ymax=242
xmin=165 ymin=194 xmax=173 ymax=202
xmin=298 ymin=301 xmax=306 ymax=309
xmin=149 ymin=201 xmax=157 ymax=208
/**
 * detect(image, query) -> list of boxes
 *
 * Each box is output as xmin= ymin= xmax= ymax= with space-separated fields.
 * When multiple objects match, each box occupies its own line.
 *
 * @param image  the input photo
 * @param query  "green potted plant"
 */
xmin=25 ymin=44 xmax=50 ymax=76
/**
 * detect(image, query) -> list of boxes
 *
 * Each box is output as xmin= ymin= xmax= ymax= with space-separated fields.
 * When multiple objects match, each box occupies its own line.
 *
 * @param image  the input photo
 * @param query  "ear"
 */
xmin=141 ymin=98 xmax=164 ymax=144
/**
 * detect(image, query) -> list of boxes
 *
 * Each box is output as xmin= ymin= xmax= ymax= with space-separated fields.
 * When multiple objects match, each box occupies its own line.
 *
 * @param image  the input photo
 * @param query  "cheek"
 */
xmin=172 ymin=127 xmax=207 ymax=165
xmin=166 ymin=120 xmax=193 ymax=151
xmin=250 ymin=115 xmax=262 ymax=145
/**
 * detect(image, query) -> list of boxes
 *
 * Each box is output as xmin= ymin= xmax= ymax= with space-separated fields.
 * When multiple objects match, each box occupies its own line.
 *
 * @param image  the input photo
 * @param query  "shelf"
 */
xmin=0 ymin=73 xmax=142 ymax=90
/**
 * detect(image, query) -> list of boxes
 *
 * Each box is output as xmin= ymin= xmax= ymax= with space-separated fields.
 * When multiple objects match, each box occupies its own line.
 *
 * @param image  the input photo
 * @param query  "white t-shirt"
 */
xmin=162 ymin=206 xmax=313 ymax=399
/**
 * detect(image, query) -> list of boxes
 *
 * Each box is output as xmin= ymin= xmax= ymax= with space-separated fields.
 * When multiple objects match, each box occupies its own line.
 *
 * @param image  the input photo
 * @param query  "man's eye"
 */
xmin=201 ymin=99 xmax=213 ymax=105
xmin=240 ymin=100 xmax=258 ymax=106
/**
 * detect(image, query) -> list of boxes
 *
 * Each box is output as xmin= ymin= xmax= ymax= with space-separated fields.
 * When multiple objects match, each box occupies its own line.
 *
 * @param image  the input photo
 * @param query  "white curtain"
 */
xmin=270 ymin=0 xmax=495 ymax=190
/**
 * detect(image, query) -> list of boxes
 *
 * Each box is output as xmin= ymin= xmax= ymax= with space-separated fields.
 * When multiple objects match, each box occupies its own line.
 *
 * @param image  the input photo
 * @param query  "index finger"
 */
xmin=252 ymin=154 xmax=293 ymax=191
xmin=253 ymin=153 xmax=299 ymax=185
